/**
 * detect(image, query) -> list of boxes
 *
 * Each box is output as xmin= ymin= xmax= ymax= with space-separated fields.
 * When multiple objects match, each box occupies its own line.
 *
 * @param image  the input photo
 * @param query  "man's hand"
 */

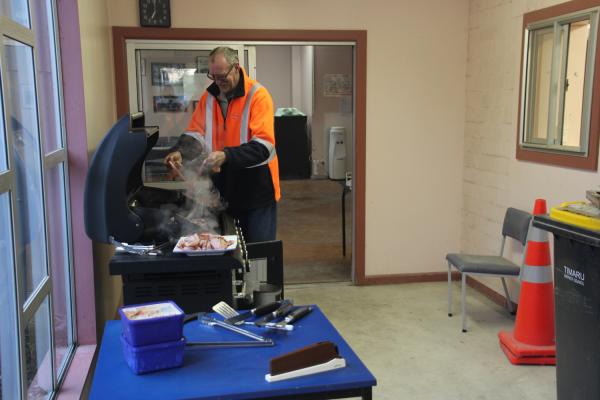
xmin=202 ymin=151 xmax=226 ymax=173
xmin=164 ymin=151 xmax=183 ymax=180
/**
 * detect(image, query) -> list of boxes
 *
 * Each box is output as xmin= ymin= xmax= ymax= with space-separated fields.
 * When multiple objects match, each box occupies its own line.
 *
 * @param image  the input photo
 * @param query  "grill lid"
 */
xmin=84 ymin=113 xmax=159 ymax=243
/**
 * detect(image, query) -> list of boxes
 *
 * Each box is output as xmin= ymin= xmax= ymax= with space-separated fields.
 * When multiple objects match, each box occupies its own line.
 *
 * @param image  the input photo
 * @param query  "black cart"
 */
xmin=109 ymin=241 xmax=284 ymax=314
xmin=275 ymin=114 xmax=310 ymax=179
xmin=533 ymin=215 xmax=600 ymax=400
xmin=110 ymin=249 xmax=241 ymax=314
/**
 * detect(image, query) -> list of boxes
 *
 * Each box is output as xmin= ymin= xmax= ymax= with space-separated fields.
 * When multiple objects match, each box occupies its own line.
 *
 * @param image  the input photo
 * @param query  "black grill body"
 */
xmin=85 ymin=113 xmax=283 ymax=313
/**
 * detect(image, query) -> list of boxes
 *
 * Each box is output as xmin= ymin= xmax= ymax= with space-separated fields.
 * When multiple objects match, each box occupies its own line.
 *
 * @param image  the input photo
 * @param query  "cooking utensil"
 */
xmin=212 ymin=301 xmax=239 ymax=319
xmin=110 ymin=236 xmax=166 ymax=256
xmin=254 ymin=306 xmax=312 ymax=331
xmin=185 ymin=340 xmax=274 ymax=349
xmin=169 ymin=161 xmax=186 ymax=181
xmin=283 ymin=306 xmax=312 ymax=324
xmin=199 ymin=314 xmax=271 ymax=343
xmin=254 ymin=300 xmax=294 ymax=327
xmin=225 ymin=301 xmax=282 ymax=325
xmin=249 ymin=322 xmax=294 ymax=331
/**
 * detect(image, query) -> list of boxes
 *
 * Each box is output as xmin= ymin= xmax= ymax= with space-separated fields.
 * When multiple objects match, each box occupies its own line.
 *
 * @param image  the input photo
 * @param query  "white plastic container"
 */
xmin=328 ymin=126 xmax=346 ymax=180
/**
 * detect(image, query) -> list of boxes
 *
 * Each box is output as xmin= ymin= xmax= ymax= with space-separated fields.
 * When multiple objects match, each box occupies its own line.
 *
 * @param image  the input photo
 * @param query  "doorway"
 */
xmin=254 ymin=45 xmax=353 ymax=283
xmin=112 ymin=27 xmax=367 ymax=284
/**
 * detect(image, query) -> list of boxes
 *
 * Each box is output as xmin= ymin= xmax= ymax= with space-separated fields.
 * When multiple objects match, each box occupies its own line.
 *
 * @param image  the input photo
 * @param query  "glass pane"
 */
xmin=0 ymin=0 xmax=30 ymax=28
xmin=33 ymin=0 xmax=63 ymax=153
xmin=0 ymin=78 xmax=6 ymax=172
xmin=4 ymin=37 xmax=48 ymax=301
xmin=25 ymin=298 xmax=52 ymax=399
xmin=561 ymin=19 xmax=590 ymax=147
xmin=0 ymin=192 xmax=20 ymax=400
xmin=136 ymin=49 xmax=212 ymax=183
xmin=526 ymin=27 xmax=554 ymax=143
xmin=45 ymin=163 xmax=73 ymax=376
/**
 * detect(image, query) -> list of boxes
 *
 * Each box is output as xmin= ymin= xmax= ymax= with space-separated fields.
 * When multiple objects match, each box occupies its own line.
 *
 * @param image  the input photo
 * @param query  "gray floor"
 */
xmin=279 ymin=179 xmax=352 ymax=284
xmin=286 ymin=281 xmax=557 ymax=400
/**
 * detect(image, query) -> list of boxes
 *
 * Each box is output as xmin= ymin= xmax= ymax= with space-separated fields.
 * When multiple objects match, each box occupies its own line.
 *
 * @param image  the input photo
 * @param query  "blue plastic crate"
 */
xmin=121 ymin=335 xmax=185 ymax=374
xmin=119 ymin=301 xmax=184 ymax=346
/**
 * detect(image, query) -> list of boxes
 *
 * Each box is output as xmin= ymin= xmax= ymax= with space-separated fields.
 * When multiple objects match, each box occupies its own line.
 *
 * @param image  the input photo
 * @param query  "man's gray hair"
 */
xmin=209 ymin=47 xmax=239 ymax=66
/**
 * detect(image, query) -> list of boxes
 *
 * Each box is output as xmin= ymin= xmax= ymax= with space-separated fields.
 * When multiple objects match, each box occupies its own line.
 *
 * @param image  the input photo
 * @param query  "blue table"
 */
xmin=90 ymin=306 xmax=376 ymax=399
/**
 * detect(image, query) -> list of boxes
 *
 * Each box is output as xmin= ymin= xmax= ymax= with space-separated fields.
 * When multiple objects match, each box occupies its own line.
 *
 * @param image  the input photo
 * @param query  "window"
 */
xmin=517 ymin=1 xmax=600 ymax=170
xmin=125 ymin=41 xmax=253 ymax=188
xmin=0 ymin=0 xmax=77 ymax=398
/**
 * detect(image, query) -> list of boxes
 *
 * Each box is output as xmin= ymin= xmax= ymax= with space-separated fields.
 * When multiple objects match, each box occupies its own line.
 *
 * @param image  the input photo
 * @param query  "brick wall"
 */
xmin=464 ymin=0 xmax=598 ymax=299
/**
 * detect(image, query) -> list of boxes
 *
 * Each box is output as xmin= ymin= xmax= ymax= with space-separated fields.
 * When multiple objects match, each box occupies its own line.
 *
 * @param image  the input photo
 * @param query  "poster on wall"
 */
xmin=153 ymin=95 xmax=186 ymax=112
xmin=151 ymin=63 xmax=186 ymax=86
xmin=196 ymin=56 xmax=209 ymax=74
xmin=323 ymin=74 xmax=352 ymax=97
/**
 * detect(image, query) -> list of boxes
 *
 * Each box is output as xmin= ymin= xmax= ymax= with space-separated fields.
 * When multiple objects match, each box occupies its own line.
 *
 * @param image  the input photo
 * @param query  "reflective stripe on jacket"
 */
xmin=186 ymin=67 xmax=281 ymax=208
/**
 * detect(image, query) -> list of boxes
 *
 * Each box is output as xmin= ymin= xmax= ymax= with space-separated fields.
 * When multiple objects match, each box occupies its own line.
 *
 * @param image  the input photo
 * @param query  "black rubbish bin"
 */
xmin=274 ymin=115 xmax=310 ymax=179
xmin=533 ymin=214 xmax=600 ymax=400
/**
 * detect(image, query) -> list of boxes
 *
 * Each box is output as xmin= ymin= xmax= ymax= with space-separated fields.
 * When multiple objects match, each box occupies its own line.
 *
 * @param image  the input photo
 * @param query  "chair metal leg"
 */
xmin=447 ymin=262 xmax=453 ymax=317
xmin=461 ymin=273 xmax=467 ymax=332
xmin=500 ymin=277 xmax=515 ymax=314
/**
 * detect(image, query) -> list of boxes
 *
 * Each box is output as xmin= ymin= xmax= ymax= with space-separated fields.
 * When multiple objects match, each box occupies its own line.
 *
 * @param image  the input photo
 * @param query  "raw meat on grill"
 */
xmin=177 ymin=233 xmax=234 ymax=251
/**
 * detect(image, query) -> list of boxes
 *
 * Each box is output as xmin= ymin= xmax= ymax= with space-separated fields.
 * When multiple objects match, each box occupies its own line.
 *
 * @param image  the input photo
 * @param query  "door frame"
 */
xmin=112 ymin=27 xmax=367 ymax=284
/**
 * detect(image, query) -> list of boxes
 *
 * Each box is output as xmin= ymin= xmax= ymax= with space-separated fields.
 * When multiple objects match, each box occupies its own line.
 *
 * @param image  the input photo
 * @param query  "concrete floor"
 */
xmin=286 ymin=281 xmax=557 ymax=400
xmin=278 ymin=179 xmax=352 ymax=284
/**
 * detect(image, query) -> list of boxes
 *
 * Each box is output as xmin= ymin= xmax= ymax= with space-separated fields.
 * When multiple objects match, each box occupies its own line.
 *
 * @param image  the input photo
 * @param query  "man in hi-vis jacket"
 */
xmin=165 ymin=46 xmax=280 ymax=242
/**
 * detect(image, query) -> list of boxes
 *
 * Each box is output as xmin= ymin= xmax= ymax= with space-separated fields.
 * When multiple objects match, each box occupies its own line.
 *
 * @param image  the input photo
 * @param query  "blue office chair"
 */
xmin=446 ymin=207 xmax=532 ymax=332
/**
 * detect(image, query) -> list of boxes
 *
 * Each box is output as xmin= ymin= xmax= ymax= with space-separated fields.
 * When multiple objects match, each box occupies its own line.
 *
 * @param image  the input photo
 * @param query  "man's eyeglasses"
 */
xmin=207 ymin=64 xmax=237 ymax=81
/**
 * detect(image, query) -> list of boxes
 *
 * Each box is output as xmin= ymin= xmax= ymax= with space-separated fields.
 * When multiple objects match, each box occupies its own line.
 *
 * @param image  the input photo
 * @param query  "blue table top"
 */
xmin=89 ymin=305 xmax=376 ymax=400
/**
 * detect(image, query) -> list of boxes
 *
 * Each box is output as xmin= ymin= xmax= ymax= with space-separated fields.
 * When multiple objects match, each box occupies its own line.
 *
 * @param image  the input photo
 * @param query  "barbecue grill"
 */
xmin=83 ymin=113 xmax=283 ymax=313
xmin=84 ymin=112 xmax=192 ymax=246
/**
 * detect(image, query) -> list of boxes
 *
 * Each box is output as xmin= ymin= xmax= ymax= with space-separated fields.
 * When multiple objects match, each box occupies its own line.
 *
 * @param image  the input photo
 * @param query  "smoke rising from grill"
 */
xmin=177 ymin=136 xmax=226 ymax=236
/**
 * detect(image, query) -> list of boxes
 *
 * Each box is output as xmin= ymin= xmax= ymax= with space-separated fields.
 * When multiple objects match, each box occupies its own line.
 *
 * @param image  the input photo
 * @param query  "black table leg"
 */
xmin=361 ymin=387 xmax=372 ymax=400
xmin=261 ymin=386 xmax=373 ymax=399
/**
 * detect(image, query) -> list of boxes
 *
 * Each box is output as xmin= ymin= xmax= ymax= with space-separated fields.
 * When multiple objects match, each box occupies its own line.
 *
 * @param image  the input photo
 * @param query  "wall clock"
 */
xmin=139 ymin=0 xmax=171 ymax=28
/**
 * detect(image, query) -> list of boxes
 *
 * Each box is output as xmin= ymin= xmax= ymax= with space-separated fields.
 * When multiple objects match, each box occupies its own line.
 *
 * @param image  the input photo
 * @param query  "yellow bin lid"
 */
xmin=550 ymin=201 xmax=600 ymax=231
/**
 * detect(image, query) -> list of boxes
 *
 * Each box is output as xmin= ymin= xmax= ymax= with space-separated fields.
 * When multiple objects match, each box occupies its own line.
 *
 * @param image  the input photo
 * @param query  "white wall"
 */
xmin=255 ymin=46 xmax=292 ymax=110
xmin=291 ymin=46 xmax=314 ymax=122
xmin=105 ymin=0 xmax=469 ymax=278
xmin=77 ymin=0 xmax=120 ymax=331
xmin=312 ymin=46 xmax=354 ymax=178
xmin=291 ymin=46 xmax=314 ymax=170
xmin=464 ymin=0 xmax=600 ymax=299
xmin=79 ymin=0 xmax=600 ymax=315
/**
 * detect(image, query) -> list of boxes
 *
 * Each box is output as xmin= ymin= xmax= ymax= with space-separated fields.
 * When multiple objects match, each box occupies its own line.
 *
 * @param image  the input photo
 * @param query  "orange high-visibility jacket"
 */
xmin=185 ymin=67 xmax=280 ymax=210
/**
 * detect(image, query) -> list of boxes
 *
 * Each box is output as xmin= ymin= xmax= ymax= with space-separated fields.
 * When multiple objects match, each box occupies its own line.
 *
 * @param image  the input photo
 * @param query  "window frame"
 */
xmin=1 ymin=14 xmax=55 ymax=398
xmin=0 ymin=0 xmax=96 ymax=397
xmin=516 ymin=0 xmax=600 ymax=170
xmin=53 ymin=0 xmax=97 ymax=396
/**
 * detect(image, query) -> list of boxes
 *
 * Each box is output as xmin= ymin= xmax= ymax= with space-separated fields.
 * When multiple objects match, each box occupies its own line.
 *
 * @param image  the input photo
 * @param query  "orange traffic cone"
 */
xmin=498 ymin=199 xmax=556 ymax=365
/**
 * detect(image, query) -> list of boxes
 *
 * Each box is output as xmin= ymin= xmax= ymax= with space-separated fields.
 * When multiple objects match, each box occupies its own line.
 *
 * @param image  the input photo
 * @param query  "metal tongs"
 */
xmin=110 ymin=236 xmax=169 ymax=256
xmin=192 ymin=313 xmax=274 ymax=348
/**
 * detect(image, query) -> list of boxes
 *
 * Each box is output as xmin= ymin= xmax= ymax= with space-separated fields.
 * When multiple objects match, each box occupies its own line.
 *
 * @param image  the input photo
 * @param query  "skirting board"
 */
xmin=360 ymin=271 xmax=459 ymax=285
xmin=360 ymin=272 xmax=517 ymax=310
